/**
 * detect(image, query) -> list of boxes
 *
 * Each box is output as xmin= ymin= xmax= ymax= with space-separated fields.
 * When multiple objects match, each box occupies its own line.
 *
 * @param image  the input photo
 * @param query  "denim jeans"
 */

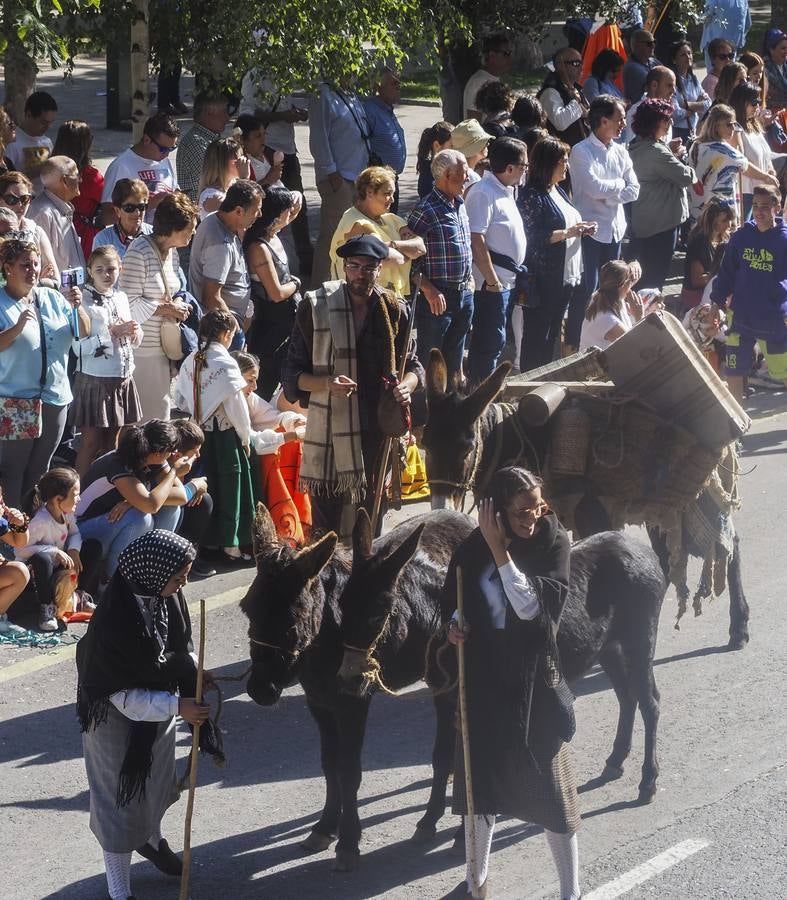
xmin=467 ymin=287 xmax=512 ymax=383
xmin=415 ymin=284 xmax=474 ymax=380
xmin=78 ymin=505 xmax=181 ymax=577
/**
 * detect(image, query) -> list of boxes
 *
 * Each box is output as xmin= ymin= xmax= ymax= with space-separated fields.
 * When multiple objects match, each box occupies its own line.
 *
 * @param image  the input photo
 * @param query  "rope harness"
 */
xmin=427 ymin=417 xmax=484 ymax=510
xmin=340 ymin=612 xmax=400 ymax=696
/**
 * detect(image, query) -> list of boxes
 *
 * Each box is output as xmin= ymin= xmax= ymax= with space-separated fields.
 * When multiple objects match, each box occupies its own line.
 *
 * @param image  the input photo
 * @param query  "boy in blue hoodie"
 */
xmin=711 ymin=184 xmax=787 ymax=404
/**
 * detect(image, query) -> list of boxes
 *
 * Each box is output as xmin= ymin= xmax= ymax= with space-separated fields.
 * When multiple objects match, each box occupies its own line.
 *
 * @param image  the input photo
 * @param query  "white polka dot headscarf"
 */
xmin=118 ymin=529 xmax=196 ymax=596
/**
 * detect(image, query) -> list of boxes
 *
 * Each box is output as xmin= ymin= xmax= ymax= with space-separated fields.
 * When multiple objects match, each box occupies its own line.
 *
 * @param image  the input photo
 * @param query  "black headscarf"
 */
xmin=77 ymin=530 xmax=198 ymax=807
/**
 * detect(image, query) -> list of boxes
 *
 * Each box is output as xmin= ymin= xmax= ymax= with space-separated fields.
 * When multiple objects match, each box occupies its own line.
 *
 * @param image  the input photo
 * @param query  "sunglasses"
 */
xmin=2 ymin=193 xmax=32 ymax=206
xmin=152 ymin=139 xmax=177 ymax=154
xmin=640 ymin=39 xmax=656 ymax=46
xmin=715 ymin=52 xmax=735 ymax=60
xmin=120 ymin=203 xmax=149 ymax=213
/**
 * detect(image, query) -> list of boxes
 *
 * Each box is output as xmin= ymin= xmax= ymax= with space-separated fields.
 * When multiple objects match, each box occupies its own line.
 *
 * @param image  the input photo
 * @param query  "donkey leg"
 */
xmin=634 ymin=660 xmax=661 ymax=804
xmin=413 ymin=693 xmax=457 ymax=843
xmin=727 ymin=533 xmax=750 ymax=651
xmin=301 ymin=701 xmax=341 ymax=853
xmin=333 ymin=698 xmax=371 ymax=871
xmin=598 ymin=643 xmax=638 ymax=780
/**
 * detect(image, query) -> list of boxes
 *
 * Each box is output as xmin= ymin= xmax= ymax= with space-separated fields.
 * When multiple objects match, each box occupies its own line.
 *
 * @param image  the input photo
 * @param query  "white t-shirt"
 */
xmin=5 ymin=129 xmax=53 ymax=192
xmin=239 ymin=70 xmax=299 ymax=156
xmin=579 ymin=305 xmax=633 ymax=351
xmin=465 ymin=170 xmax=527 ymax=290
xmin=463 ymin=70 xmax=499 ymax=119
xmin=740 ymin=130 xmax=772 ymax=196
xmin=101 ymin=148 xmax=178 ymax=223
xmin=550 ymin=186 xmax=583 ymax=285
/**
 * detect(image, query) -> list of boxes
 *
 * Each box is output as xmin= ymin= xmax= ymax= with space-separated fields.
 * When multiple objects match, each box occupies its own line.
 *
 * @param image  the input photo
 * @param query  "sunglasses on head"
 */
xmin=120 ymin=202 xmax=148 ymax=213
xmin=2 ymin=193 xmax=32 ymax=206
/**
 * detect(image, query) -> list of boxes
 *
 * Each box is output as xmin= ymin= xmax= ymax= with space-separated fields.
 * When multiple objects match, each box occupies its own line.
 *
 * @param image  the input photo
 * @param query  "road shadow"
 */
xmin=654 ymin=644 xmax=730 ymax=666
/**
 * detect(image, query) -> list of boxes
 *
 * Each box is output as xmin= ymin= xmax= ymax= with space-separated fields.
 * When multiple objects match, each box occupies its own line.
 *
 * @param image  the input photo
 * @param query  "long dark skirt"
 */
xmin=202 ymin=427 xmax=262 ymax=548
xmin=452 ymin=632 xmax=580 ymax=834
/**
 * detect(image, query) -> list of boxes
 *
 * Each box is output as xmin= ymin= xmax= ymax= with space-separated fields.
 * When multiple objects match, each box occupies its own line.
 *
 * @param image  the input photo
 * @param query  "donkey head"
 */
xmin=241 ymin=503 xmax=338 ymax=705
xmin=422 ymin=349 xmax=510 ymax=510
xmin=336 ymin=509 xmax=426 ymax=697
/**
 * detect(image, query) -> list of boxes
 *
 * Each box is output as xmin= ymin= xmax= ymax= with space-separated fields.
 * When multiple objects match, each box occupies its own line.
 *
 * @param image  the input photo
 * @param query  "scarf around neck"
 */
xmin=175 ymin=339 xmax=247 ymax=426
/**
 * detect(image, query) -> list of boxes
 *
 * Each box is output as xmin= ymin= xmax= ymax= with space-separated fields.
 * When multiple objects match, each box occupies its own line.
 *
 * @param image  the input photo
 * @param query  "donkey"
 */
xmin=240 ymin=503 xmax=475 ymax=870
xmin=421 ymin=348 xmax=750 ymax=651
xmin=337 ymin=518 xmax=667 ymax=809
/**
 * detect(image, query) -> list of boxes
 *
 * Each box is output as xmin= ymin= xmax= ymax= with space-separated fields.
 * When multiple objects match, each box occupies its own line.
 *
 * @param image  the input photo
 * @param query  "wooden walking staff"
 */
xmin=456 ymin=568 xmax=482 ymax=899
xmin=370 ymin=274 xmax=422 ymax=534
xmin=179 ymin=598 xmax=206 ymax=900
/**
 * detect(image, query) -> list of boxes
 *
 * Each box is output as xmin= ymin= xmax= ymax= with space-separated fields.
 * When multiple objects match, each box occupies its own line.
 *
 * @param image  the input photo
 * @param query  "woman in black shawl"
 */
xmin=77 ymin=529 xmax=210 ymax=900
xmin=445 ymin=467 xmax=581 ymax=899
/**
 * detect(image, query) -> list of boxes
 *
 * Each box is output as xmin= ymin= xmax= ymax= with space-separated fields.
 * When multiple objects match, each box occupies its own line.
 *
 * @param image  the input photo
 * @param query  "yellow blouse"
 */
xmin=329 ymin=206 xmax=410 ymax=296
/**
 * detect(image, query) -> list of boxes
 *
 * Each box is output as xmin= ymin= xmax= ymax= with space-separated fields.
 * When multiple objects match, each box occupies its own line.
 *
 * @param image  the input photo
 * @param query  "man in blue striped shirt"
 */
xmin=363 ymin=70 xmax=406 ymax=213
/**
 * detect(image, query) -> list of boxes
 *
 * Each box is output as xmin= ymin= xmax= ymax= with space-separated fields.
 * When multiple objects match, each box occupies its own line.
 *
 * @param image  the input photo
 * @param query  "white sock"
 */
xmin=148 ymin=820 xmax=163 ymax=849
xmin=103 ymin=850 xmax=132 ymax=900
xmin=511 ymin=305 xmax=524 ymax=369
xmin=545 ymin=829 xmax=581 ymax=900
xmin=465 ymin=814 xmax=495 ymax=891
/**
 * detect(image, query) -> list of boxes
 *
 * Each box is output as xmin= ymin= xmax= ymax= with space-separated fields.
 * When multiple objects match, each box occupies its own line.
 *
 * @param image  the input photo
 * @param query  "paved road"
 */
xmin=2 ymin=401 xmax=787 ymax=900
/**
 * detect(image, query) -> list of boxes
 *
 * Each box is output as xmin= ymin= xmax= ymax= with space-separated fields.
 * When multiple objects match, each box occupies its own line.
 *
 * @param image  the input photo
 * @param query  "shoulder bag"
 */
xmin=0 ymin=293 xmax=47 ymax=441
xmin=144 ymin=235 xmax=186 ymax=362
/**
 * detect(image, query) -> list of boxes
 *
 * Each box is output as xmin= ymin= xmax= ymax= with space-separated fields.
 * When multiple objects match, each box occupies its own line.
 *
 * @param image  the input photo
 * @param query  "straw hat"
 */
xmin=450 ymin=119 xmax=494 ymax=158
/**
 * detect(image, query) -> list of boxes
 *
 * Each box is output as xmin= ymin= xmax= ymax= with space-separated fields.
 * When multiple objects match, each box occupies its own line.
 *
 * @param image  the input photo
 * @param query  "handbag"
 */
xmin=0 ymin=294 xmax=47 ymax=441
xmin=543 ymin=675 xmax=577 ymax=743
xmin=145 ymin=235 xmax=186 ymax=361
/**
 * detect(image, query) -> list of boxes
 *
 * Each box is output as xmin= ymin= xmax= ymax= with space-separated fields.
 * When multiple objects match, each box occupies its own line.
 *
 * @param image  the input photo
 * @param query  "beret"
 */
xmin=336 ymin=234 xmax=389 ymax=261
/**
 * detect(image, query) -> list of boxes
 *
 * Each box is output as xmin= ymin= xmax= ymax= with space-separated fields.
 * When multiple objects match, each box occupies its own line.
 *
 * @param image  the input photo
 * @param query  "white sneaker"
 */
xmin=38 ymin=604 xmax=58 ymax=633
xmin=0 ymin=613 xmax=25 ymax=635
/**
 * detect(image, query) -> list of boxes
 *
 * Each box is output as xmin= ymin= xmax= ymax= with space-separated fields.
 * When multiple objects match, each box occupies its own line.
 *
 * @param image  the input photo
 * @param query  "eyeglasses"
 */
xmin=120 ymin=203 xmax=149 ymax=213
xmin=344 ymin=262 xmax=381 ymax=274
xmin=715 ymin=52 xmax=735 ymax=60
xmin=2 ymin=193 xmax=32 ymax=206
xmin=152 ymin=138 xmax=177 ymax=154
xmin=640 ymin=39 xmax=656 ymax=46
xmin=513 ymin=162 xmax=529 ymax=171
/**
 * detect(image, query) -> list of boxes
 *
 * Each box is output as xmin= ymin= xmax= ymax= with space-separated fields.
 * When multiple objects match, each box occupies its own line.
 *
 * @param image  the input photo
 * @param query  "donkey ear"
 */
xmin=377 ymin=522 xmax=426 ymax=582
xmin=352 ymin=508 xmax=373 ymax=560
xmin=293 ymin=531 xmax=338 ymax=580
xmin=426 ymin=348 xmax=448 ymax=397
xmin=461 ymin=361 xmax=511 ymax=424
xmin=252 ymin=501 xmax=279 ymax=558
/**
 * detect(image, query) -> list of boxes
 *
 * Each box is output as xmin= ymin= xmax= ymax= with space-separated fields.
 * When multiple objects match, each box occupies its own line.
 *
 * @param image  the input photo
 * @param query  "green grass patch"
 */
xmin=401 ymin=67 xmax=546 ymax=102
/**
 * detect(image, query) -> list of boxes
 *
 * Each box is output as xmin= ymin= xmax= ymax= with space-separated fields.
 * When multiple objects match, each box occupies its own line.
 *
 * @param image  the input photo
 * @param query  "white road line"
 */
xmin=585 ymin=838 xmax=711 ymax=900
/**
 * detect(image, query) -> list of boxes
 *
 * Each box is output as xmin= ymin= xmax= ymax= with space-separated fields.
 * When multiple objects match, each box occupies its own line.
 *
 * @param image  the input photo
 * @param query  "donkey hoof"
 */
xmin=602 ymin=763 xmax=625 ymax=781
xmin=727 ymin=634 xmax=749 ymax=651
xmin=637 ymin=784 xmax=657 ymax=804
xmin=333 ymin=849 xmax=360 ymax=872
xmin=411 ymin=824 xmax=437 ymax=845
xmin=301 ymin=830 xmax=335 ymax=853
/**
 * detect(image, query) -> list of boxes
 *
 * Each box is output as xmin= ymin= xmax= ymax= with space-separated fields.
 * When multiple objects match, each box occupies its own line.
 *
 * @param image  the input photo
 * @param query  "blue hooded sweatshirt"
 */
xmin=710 ymin=218 xmax=787 ymax=339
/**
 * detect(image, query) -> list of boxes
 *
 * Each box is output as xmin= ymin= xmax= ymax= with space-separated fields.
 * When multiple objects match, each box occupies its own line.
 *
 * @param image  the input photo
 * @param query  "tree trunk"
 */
xmin=130 ymin=0 xmax=150 ymax=142
xmin=3 ymin=38 xmax=38 ymax=126
xmin=439 ymin=38 xmax=480 ymax=123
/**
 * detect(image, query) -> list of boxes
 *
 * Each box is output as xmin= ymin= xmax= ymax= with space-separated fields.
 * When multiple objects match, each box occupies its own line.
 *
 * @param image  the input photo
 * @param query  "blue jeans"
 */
xmin=415 ymin=284 xmax=474 ymax=380
xmin=78 ymin=505 xmax=181 ymax=577
xmin=467 ymin=287 xmax=512 ymax=383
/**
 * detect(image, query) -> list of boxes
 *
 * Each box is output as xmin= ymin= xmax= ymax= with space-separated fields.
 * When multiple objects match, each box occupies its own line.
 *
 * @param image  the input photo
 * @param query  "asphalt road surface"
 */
xmin=1 ymin=397 xmax=787 ymax=900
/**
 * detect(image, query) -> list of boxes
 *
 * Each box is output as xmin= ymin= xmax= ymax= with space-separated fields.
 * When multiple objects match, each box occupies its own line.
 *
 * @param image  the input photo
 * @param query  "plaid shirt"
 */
xmin=407 ymin=188 xmax=472 ymax=286
xmin=176 ymin=123 xmax=222 ymax=202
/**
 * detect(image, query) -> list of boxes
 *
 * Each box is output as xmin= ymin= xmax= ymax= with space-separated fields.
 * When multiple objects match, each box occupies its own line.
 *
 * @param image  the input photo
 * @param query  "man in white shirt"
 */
xmin=240 ymin=69 xmax=313 ymax=275
xmin=465 ymin=136 xmax=528 ymax=382
xmin=5 ymin=91 xmax=58 ymax=191
xmin=463 ymin=33 xmax=514 ymax=120
xmin=101 ymin=113 xmax=179 ymax=225
xmin=569 ymin=96 xmax=640 ymax=349
xmin=28 ymin=155 xmax=85 ymax=272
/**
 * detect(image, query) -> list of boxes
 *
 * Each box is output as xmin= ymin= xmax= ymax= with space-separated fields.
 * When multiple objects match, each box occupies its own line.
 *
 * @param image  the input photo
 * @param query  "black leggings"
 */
xmin=28 ymin=552 xmax=57 ymax=606
xmin=179 ymin=492 xmax=214 ymax=546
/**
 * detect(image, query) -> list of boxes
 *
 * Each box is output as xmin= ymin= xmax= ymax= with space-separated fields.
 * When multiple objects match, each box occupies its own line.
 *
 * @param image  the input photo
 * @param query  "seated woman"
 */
xmin=76 ymin=419 xmax=190 ymax=581
xmin=0 ymin=486 xmax=30 ymax=634
xmin=328 ymin=166 xmax=425 ymax=296
xmin=197 ymin=137 xmax=251 ymax=219
xmin=579 ymin=260 xmax=645 ymax=351
xmin=233 ymin=350 xmax=309 ymax=545
xmin=77 ymin=530 xmax=213 ymax=900
xmin=243 ymin=187 xmax=303 ymax=399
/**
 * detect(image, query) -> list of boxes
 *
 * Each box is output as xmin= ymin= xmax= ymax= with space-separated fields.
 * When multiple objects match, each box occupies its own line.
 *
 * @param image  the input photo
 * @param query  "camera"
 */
xmin=60 ymin=266 xmax=85 ymax=290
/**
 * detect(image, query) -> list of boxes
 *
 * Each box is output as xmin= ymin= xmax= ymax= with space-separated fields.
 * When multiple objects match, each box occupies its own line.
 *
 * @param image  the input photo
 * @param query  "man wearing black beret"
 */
xmin=282 ymin=234 xmax=424 ymax=540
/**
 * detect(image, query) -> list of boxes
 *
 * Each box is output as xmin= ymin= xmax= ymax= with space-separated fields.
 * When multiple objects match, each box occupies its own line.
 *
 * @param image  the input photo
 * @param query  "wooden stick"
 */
xmin=179 ymin=598 xmax=206 ymax=900
xmin=456 ymin=568 xmax=482 ymax=898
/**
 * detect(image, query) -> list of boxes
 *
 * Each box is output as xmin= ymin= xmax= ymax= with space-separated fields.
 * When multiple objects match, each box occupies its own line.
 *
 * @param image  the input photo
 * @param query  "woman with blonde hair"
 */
xmin=197 ymin=137 xmax=251 ymax=218
xmin=689 ymin=104 xmax=777 ymax=224
xmin=328 ymin=165 xmax=425 ymax=295
xmin=579 ymin=260 xmax=643 ymax=350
